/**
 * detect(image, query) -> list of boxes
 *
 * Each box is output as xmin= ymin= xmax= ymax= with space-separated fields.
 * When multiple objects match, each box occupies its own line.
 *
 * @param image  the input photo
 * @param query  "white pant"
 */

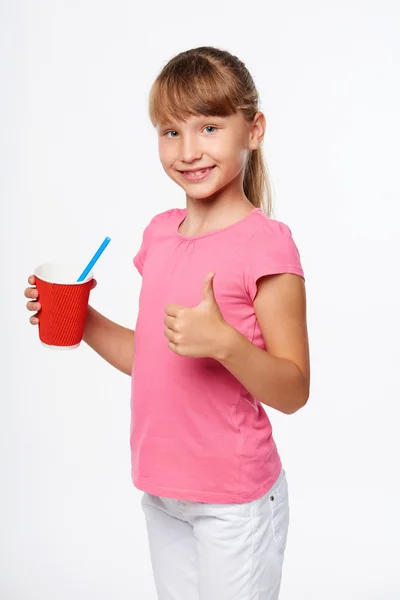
xmin=141 ymin=468 xmax=289 ymax=600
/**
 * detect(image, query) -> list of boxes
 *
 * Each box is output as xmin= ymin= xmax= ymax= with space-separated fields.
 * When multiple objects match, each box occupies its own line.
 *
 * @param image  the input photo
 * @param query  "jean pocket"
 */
xmin=268 ymin=472 xmax=290 ymax=553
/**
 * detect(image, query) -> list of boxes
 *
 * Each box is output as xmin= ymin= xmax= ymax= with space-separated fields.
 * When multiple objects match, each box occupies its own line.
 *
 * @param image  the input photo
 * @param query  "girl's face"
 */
xmin=156 ymin=111 xmax=265 ymax=201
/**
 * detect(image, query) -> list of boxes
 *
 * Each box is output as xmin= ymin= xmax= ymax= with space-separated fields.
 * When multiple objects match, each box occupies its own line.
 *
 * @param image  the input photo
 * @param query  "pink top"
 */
xmin=131 ymin=207 xmax=304 ymax=504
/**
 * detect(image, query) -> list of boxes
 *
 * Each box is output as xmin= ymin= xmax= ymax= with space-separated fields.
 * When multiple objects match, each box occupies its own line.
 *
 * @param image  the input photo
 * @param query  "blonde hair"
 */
xmin=149 ymin=46 xmax=273 ymax=216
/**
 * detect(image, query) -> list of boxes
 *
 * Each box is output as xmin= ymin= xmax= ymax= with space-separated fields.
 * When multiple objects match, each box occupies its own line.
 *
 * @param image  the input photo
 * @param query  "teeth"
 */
xmin=187 ymin=168 xmax=208 ymax=176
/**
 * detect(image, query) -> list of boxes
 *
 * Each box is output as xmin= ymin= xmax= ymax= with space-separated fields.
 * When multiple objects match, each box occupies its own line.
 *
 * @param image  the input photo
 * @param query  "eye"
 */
xmin=204 ymin=126 xmax=217 ymax=134
xmin=165 ymin=130 xmax=179 ymax=138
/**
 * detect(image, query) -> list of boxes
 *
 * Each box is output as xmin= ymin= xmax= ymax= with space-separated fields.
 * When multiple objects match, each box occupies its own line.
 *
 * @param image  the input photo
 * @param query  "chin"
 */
xmin=185 ymin=188 xmax=219 ymax=200
xmin=182 ymin=180 xmax=228 ymax=200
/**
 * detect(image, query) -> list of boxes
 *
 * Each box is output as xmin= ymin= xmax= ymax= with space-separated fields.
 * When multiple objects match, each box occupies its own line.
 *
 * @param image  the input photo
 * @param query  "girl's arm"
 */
xmin=216 ymin=273 xmax=310 ymax=415
xmin=83 ymin=306 xmax=135 ymax=376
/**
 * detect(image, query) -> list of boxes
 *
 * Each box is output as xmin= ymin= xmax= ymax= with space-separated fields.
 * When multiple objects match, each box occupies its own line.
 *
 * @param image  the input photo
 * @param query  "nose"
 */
xmin=180 ymin=134 xmax=202 ymax=164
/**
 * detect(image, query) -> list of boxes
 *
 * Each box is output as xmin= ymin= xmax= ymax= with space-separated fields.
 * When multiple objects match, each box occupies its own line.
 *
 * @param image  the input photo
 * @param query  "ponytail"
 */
xmin=243 ymin=146 xmax=273 ymax=216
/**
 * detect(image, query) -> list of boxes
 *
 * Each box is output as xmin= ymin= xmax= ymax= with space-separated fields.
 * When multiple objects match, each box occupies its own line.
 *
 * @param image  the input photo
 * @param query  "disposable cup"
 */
xmin=34 ymin=262 xmax=94 ymax=350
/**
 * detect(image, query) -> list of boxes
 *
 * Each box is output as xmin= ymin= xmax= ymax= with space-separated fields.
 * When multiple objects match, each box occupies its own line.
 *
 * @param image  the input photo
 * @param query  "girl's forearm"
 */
xmin=83 ymin=305 xmax=134 ymax=376
xmin=214 ymin=325 xmax=309 ymax=415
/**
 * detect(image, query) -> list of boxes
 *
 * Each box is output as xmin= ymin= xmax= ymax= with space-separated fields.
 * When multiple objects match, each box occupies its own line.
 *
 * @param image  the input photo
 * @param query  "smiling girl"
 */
xmin=25 ymin=46 xmax=310 ymax=600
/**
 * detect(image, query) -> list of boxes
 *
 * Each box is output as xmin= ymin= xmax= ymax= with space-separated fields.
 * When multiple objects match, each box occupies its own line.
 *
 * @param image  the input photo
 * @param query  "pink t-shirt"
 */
xmin=131 ymin=207 xmax=304 ymax=504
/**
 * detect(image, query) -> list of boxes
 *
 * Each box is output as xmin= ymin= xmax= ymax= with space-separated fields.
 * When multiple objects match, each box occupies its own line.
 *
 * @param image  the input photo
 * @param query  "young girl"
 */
xmin=25 ymin=46 xmax=310 ymax=600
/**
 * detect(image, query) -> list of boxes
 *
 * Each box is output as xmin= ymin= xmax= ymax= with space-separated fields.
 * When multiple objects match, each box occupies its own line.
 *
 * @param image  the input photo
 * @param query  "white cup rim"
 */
xmin=34 ymin=262 xmax=94 ymax=285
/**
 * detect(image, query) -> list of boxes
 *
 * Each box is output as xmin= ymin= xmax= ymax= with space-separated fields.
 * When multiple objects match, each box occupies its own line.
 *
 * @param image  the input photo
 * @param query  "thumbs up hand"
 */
xmin=164 ymin=272 xmax=232 ymax=359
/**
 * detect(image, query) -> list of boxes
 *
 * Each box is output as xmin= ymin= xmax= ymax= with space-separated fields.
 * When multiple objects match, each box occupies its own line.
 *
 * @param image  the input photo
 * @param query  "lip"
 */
xmin=179 ymin=166 xmax=216 ymax=183
xmin=179 ymin=166 xmax=215 ymax=173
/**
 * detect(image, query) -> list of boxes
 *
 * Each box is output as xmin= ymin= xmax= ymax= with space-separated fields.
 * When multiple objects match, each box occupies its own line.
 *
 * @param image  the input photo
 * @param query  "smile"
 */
xmin=179 ymin=166 xmax=216 ymax=182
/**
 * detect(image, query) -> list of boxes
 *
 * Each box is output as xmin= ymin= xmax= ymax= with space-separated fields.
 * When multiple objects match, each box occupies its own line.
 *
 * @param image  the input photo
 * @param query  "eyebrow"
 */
xmin=159 ymin=116 xmax=226 ymax=128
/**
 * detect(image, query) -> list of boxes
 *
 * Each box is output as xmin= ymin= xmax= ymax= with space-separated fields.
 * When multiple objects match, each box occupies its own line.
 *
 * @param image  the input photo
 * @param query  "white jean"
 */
xmin=140 ymin=468 xmax=289 ymax=600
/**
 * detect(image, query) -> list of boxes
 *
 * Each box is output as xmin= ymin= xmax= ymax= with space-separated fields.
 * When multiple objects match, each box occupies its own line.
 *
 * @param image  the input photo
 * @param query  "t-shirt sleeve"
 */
xmin=244 ymin=222 xmax=305 ymax=301
xmin=133 ymin=209 xmax=177 ymax=275
xmin=133 ymin=218 xmax=156 ymax=276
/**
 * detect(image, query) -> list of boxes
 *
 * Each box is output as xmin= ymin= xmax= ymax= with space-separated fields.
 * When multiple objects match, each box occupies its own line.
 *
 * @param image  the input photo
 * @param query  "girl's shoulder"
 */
xmin=249 ymin=209 xmax=294 ymax=239
xmin=144 ymin=207 xmax=183 ymax=231
xmin=244 ymin=211 xmax=302 ymax=268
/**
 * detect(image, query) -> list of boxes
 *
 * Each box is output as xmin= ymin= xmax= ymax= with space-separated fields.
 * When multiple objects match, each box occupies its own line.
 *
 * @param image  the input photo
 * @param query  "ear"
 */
xmin=248 ymin=111 xmax=266 ymax=151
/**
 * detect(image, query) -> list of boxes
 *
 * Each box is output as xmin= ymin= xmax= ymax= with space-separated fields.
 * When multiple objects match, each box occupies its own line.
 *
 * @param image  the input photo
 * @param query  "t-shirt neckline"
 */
xmin=175 ymin=207 xmax=262 ymax=240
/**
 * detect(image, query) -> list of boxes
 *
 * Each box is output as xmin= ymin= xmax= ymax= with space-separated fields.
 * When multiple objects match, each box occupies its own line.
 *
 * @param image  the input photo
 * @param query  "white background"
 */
xmin=1 ymin=1 xmax=400 ymax=598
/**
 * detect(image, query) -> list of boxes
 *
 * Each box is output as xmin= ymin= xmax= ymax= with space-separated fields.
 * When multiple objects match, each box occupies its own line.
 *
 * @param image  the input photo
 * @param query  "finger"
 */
xmin=202 ymin=272 xmax=216 ymax=302
xmin=26 ymin=300 xmax=41 ymax=312
xmin=164 ymin=315 xmax=177 ymax=330
xmin=24 ymin=287 xmax=39 ymax=299
xmin=90 ymin=279 xmax=97 ymax=290
xmin=165 ymin=303 xmax=185 ymax=317
xmin=28 ymin=275 xmax=36 ymax=285
xmin=30 ymin=314 xmax=39 ymax=325
xmin=164 ymin=327 xmax=175 ymax=342
xmin=167 ymin=341 xmax=178 ymax=354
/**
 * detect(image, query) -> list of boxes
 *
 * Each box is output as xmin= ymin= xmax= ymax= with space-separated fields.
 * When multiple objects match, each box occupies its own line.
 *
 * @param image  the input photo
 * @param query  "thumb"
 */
xmin=202 ymin=272 xmax=216 ymax=304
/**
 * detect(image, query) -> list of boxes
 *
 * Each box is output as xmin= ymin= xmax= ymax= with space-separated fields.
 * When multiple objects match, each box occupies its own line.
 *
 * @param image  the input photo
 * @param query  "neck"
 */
xmin=181 ymin=187 xmax=255 ymax=237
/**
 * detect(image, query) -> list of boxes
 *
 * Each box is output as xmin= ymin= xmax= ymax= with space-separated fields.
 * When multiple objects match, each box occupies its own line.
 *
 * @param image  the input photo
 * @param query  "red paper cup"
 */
xmin=34 ymin=262 xmax=94 ymax=350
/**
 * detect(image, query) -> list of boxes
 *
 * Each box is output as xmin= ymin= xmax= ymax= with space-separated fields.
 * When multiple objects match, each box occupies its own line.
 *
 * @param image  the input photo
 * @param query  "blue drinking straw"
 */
xmin=76 ymin=236 xmax=111 ymax=282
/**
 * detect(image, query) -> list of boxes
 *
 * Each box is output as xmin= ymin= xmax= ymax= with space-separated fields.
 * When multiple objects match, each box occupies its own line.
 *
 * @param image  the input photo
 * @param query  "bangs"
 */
xmin=149 ymin=61 xmax=240 ymax=127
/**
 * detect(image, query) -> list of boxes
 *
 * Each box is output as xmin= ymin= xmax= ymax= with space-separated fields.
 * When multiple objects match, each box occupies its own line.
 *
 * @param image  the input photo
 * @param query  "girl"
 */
xmin=24 ymin=46 xmax=310 ymax=600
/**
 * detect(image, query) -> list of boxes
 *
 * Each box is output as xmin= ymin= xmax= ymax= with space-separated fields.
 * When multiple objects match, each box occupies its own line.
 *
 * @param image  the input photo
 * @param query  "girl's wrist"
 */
xmin=212 ymin=322 xmax=239 ymax=362
xmin=83 ymin=305 xmax=95 ymax=341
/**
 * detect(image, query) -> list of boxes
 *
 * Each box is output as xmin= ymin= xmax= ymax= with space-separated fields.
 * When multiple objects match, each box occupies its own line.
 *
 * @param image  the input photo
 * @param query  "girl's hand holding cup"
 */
xmin=25 ymin=275 xmax=97 ymax=326
xmin=25 ymin=236 xmax=109 ymax=349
